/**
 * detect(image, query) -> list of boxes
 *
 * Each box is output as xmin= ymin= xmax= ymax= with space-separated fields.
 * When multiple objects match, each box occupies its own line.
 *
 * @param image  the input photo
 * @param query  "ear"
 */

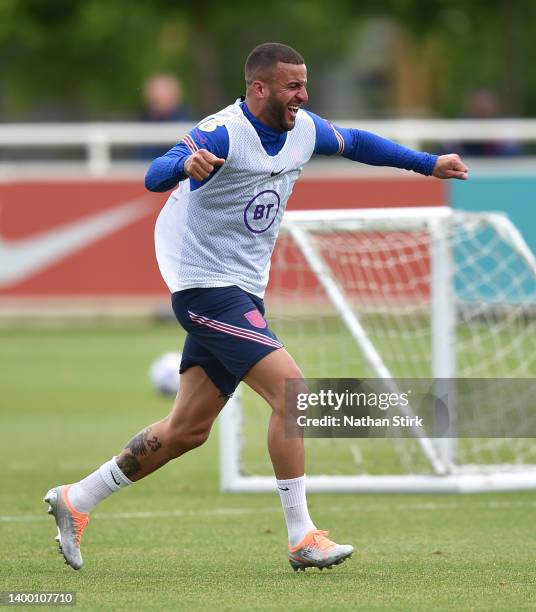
xmin=249 ymin=79 xmax=266 ymax=99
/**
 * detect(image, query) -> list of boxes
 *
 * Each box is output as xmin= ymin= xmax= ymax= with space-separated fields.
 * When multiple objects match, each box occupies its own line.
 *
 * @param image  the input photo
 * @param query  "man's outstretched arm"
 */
xmin=306 ymin=110 xmax=468 ymax=180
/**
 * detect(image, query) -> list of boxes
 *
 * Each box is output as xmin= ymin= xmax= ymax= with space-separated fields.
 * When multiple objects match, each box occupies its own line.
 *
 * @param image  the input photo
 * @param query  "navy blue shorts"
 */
xmin=171 ymin=286 xmax=283 ymax=397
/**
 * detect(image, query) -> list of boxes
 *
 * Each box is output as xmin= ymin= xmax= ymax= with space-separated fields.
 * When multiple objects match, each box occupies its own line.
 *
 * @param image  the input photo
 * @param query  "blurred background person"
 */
xmin=142 ymin=73 xmax=192 ymax=122
xmin=444 ymin=88 xmax=523 ymax=157
xmin=140 ymin=73 xmax=194 ymax=159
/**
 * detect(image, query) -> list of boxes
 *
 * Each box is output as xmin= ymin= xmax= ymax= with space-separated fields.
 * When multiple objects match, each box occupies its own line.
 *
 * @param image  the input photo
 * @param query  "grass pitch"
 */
xmin=1 ymin=323 xmax=535 ymax=611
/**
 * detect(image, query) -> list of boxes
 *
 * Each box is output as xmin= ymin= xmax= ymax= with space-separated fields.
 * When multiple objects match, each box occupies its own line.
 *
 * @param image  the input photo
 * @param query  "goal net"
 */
xmin=219 ymin=207 xmax=536 ymax=493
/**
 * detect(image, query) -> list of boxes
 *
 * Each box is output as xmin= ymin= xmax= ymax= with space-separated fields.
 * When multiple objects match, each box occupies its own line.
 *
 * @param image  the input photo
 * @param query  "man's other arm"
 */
xmin=144 ymin=124 xmax=229 ymax=192
xmin=306 ymin=111 xmax=468 ymax=179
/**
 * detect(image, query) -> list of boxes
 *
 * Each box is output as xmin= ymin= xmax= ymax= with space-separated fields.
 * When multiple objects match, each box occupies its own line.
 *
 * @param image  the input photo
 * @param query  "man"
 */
xmin=44 ymin=43 xmax=468 ymax=572
xmin=140 ymin=73 xmax=194 ymax=160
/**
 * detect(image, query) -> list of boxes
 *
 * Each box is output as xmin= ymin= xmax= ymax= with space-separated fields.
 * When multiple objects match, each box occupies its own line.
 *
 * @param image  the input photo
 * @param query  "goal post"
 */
xmin=219 ymin=207 xmax=536 ymax=493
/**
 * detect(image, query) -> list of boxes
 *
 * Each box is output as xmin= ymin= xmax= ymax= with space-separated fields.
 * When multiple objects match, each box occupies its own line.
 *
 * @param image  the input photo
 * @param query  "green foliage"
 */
xmin=0 ymin=0 xmax=535 ymax=118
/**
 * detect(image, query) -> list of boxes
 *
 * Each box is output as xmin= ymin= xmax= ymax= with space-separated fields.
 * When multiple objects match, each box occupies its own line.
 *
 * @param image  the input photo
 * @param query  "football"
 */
xmin=149 ymin=352 xmax=181 ymax=396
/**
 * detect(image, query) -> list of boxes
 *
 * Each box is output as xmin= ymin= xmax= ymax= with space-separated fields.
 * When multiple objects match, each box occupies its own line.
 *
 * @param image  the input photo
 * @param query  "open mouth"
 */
xmin=287 ymin=105 xmax=299 ymax=119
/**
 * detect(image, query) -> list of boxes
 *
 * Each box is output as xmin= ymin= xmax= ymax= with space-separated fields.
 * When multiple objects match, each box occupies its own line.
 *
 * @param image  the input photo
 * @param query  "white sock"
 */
xmin=276 ymin=475 xmax=316 ymax=547
xmin=68 ymin=457 xmax=132 ymax=513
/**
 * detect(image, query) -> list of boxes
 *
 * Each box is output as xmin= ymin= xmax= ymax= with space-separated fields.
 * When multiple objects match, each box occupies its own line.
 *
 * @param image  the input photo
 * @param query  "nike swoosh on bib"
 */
xmin=0 ymin=197 xmax=153 ymax=287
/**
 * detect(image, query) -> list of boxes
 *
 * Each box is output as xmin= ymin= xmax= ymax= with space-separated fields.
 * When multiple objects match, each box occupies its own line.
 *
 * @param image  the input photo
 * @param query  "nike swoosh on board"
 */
xmin=0 ymin=197 xmax=153 ymax=287
xmin=271 ymin=169 xmax=284 ymax=177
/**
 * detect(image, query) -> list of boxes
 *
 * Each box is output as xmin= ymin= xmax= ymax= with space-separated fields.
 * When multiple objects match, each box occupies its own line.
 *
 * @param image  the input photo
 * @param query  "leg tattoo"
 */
xmin=146 ymin=435 xmax=162 ymax=453
xmin=116 ymin=454 xmax=142 ymax=479
xmin=125 ymin=428 xmax=150 ymax=456
xmin=117 ymin=426 xmax=163 ymax=479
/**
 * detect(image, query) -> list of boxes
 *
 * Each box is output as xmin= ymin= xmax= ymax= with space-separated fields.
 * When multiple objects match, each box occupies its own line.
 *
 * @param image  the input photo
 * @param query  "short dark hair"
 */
xmin=245 ymin=43 xmax=304 ymax=85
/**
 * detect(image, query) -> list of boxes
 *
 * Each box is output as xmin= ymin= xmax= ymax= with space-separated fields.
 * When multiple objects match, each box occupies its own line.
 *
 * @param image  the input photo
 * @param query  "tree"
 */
xmin=0 ymin=0 xmax=534 ymax=120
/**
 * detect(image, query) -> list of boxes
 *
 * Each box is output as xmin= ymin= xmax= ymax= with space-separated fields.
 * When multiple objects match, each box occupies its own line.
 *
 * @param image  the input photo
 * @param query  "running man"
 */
xmin=44 ymin=43 xmax=468 ymax=572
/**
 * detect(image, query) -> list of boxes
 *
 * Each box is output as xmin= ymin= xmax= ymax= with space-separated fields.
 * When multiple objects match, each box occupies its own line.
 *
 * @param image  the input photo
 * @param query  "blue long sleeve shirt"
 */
xmin=145 ymin=101 xmax=437 ymax=192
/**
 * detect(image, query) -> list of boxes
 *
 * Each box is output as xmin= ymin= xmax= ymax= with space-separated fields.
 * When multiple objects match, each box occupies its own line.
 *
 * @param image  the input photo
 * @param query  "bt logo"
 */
xmin=244 ymin=190 xmax=280 ymax=234
xmin=253 ymin=202 xmax=276 ymax=220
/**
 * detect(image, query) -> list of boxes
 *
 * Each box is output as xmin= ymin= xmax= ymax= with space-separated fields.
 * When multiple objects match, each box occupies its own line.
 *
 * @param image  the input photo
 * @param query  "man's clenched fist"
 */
xmin=184 ymin=149 xmax=225 ymax=181
xmin=432 ymin=154 xmax=469 ymax=180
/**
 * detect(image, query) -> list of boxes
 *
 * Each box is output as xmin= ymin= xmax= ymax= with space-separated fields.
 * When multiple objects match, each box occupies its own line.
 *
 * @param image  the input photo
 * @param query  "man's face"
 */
xmin=259 ymin=63 xmax=308 ymax=132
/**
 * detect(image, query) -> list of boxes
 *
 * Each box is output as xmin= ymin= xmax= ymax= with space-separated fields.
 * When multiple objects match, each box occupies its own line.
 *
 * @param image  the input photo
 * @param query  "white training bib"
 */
xmin=154 ymin=101 xmax=316 ymax=297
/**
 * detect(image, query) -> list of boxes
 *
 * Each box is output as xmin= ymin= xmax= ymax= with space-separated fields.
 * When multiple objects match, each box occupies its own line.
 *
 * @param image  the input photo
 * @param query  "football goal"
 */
xmin=219 ymin=207 xmax=536 ymax=493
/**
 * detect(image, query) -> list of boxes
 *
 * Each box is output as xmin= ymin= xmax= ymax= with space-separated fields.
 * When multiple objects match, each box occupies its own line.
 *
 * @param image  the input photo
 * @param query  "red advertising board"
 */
xmin=0 ymin=177 xmax=445 ymax=300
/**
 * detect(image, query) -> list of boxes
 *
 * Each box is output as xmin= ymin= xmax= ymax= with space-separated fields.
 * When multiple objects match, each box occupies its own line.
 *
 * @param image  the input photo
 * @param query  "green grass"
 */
xmin=1 ymin=323 xmax=536 ymax=611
